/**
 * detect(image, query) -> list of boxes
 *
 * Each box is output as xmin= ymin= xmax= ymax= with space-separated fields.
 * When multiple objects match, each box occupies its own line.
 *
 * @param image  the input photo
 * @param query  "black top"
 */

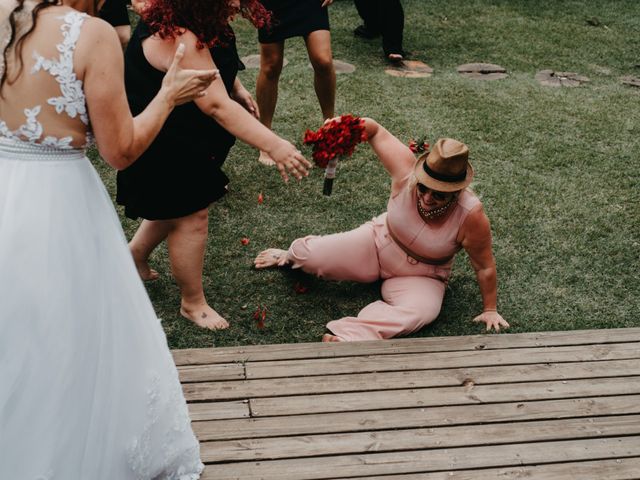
xmin=258 ymin=0 xmax=330 ymax=43
xmin=116 ymin=22 xmax=241 ymax=220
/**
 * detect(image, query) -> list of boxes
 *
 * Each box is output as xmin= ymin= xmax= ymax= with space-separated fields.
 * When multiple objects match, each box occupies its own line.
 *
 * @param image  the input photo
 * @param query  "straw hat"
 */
xmin=414 ymin=138 xmax=474 ymax=192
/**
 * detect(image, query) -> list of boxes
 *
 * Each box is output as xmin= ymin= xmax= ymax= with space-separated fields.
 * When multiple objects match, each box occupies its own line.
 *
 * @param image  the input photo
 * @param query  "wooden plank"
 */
xmin=201 ymin=436 xmax=640 ymax=479
xmin=181 ymin=359 xmax=640 ymax=401
xmin=245 ymin=342 xmax=640 ymax=379
xmin=187 ymin=400 xmax=250 ymax=421
xmin=332 ymin=457 xmax=640 ymax=480
xmin=173 ymin=327 xmax=640 ymax=365
xmin=250 ymin=376 xmax=640 ymax=416
xmin=178 ymin=363 xmax=245 ymax=383
xmin=193 ymin=395 xmax=640 ymax=440
xmin=200 ymin=414 xmax=640 ymax=462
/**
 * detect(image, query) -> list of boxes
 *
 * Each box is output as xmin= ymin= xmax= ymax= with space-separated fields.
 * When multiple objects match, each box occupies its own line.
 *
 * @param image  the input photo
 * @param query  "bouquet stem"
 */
xmin=323 ymin=157 xmax=339 ymax=196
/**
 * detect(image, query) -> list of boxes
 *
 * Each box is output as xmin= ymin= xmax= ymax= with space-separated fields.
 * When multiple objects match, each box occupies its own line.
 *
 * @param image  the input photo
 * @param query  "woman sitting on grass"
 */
xmin=255 ymin=117 xmax=508 ymax=341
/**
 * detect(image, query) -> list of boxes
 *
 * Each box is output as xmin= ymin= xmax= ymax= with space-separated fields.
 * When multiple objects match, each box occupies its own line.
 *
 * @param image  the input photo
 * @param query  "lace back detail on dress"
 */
xmin=0 ymin=10 xmax=90 ymax=149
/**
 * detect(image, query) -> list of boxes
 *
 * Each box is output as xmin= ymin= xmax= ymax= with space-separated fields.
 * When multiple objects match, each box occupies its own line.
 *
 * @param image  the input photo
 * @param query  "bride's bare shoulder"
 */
xmin=78 ymin=15 xmax=120 ymax=44
xmin=73 ymin=15 xmax=121 ymax=73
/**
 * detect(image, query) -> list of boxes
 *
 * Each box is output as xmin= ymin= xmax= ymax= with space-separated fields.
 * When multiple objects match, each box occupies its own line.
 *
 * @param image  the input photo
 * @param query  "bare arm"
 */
xmin=81 ymin=19 xmax=216 ymax=170
xmin=361 ymin=118 xmax=416 ymax=193
xmin=151 ymin=32 xmax=310 ymax=181
xmin=459 ymin=204 xmax=509 ymax=332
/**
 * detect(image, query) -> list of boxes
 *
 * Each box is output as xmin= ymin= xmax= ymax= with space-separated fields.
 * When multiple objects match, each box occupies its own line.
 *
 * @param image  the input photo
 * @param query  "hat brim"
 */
xmin=413 ymin=155 xmax=474 ymax=192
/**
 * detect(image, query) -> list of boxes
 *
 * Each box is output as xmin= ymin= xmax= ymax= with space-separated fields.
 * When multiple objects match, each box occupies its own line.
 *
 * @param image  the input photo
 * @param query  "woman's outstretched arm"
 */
xmin=151 ymin=30 xmax=310 ymax=182
xmin=360 ymin=118 xmax=415 ymax=193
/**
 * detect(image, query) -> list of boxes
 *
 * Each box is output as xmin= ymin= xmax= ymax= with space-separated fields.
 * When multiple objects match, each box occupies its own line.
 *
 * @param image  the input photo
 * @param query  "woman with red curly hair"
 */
xmin=117 ymin=0 xmax=311 ymax=330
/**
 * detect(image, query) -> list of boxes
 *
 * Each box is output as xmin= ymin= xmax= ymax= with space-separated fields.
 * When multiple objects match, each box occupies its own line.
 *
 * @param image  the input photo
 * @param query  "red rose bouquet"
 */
xmin=303 ymin=114 xmax=368 ymax=195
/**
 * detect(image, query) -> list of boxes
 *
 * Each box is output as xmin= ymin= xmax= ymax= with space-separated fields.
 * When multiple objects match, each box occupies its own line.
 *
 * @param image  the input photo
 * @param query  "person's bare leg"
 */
xmin=254 ymin=248 xmax=290 ymax=269
xmin=256 ymin=41 xmax=285 ymax=166
xmin=305 ymin=30 xmax=335 ymax=120
xmin=167 ymin=208 xmax=229 ymax=330
xmin=129 ymin=219 xmax=172 ymax=281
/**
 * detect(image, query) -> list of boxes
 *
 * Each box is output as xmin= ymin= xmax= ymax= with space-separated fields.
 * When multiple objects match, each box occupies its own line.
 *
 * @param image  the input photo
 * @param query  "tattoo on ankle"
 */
xmin=201 ymin=312 xmax=207 ymax=319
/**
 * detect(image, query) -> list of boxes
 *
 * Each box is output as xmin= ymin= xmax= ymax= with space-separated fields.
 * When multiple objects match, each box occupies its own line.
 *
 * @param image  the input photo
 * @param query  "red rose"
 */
xmin=303 ymin=114 xmax=368 ymax=168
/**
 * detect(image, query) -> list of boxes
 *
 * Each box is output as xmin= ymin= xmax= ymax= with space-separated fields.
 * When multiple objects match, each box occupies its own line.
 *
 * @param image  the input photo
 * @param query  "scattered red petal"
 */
xmin=294 ymin=282 xmax=308 ymax=294
xmin=241 ymin=237 xmax=250 ymax=246
xmin=253 ymin=305 xmax=268 ymax=329
xmin=257 ymin=193 xmax=264 ymax=204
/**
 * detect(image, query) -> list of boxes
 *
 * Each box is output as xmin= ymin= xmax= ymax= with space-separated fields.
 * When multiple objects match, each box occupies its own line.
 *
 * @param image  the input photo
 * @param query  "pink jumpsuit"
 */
xmin=286 ymin=176 xmax=481 ymax=340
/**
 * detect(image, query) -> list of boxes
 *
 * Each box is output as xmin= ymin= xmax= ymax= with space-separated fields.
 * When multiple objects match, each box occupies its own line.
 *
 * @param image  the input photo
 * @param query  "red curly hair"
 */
xmin=141 ymin=0 xmax=272 ymax=49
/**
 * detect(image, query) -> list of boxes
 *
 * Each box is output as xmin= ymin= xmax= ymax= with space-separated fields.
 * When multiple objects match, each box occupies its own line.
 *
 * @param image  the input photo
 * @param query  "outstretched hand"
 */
xmin=472 ymin=310 xmax=509 ymax=332
xmin=161 ymin=44 xmax=219 ymax=107
xmin=268 ymin=140 xmax=312 ymax=183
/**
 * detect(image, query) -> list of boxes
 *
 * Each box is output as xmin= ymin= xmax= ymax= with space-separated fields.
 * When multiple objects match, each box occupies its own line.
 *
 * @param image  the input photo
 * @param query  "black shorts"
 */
xmin=99 ymin=0 xmax=130 ymax=27
xmin=258 ymin=0 xmax=330 ymax=43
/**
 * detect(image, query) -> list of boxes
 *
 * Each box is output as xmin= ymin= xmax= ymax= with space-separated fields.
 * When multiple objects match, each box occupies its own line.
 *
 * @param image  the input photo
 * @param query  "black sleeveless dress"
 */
xmin=116 ymin=22 xmax=240 ymax=220
xmin=258 ymin=0 xmax=330 ymax=43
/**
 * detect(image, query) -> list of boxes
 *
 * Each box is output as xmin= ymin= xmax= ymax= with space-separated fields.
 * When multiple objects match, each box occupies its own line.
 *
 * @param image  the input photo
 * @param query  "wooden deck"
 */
xmin=172 ymin=328 xmax=640 ymax=480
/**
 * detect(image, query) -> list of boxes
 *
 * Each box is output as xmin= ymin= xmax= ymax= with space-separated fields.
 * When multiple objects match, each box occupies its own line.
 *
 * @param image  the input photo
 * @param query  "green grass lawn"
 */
xmin=93 ymin=0 xmax=640 ymax=348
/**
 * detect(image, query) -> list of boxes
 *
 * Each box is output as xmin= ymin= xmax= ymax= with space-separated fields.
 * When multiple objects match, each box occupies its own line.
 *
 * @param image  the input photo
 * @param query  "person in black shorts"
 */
xmin=99 ymin=0 xmax=131 ymax=47
xmin=256 ymin=0 xmax=336 ymax=166
xmin=353 ymin=0 xmax=405 ymax=63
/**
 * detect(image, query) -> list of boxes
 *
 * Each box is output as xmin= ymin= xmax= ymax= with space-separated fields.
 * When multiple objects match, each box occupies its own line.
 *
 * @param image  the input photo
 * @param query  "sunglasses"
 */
xmin=417 ymin=183 xmax=451 ymax=201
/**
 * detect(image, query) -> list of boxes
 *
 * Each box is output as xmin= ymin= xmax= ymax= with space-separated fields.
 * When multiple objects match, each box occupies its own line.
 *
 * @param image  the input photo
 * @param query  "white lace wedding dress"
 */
xmin=0 ymin=9 xmax=204 ymax=479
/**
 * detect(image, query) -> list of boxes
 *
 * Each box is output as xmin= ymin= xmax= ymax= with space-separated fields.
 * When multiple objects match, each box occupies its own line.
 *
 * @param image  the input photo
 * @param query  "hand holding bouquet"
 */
xmin=303 ymin=114 xmax=368 ymax=195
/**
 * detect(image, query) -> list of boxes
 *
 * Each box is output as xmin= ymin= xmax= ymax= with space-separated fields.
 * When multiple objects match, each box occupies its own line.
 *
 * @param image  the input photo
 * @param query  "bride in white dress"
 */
xmin=0 ymin=0 xmax=218 ymax=478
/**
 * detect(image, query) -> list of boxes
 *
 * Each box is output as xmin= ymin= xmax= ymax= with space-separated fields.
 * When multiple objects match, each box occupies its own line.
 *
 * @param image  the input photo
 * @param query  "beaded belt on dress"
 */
xmin=0 ymin=136 xmax=85 ymax=161
xmin=385 ymin=216 xmax=454 ymax=266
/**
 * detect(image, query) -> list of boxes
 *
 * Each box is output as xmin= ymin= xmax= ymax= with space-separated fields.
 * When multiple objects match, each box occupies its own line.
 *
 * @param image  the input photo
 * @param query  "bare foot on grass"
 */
xmin=322 ymin=333 xmax=343 ymax=342
xmin=258 ymin=150 xmax=275 ymax=166
xmin=134 ymin=259 xmax=159 ymax=282
xmin=254 ymin=248 xmax=289 ymax=269
xmin=180 ymin=303 xmax=229 ymax=330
